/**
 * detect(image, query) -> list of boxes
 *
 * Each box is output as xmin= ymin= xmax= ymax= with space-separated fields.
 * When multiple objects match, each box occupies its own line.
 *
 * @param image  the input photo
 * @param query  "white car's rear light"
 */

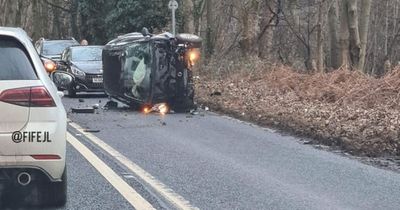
xmin=0 ymin=86 xmax=56 ymax=107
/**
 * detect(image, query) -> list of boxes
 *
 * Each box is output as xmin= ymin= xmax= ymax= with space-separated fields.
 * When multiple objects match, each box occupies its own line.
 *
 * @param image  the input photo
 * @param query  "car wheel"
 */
xmin=37 ymin=167 xmax=67 ymax=207
xmin=176 ymin=33 xmax=202 ymax=48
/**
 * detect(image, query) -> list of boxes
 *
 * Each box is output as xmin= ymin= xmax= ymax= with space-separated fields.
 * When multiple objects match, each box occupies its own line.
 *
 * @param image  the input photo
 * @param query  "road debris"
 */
xmin=103 ymin=100 xmax=118 ymax=110
xmin=190 ymin=109 xmax=199 ymax=115
xmin=92 ymin=104 xmax=100 ymax=109
xmin=83 ymin=129 xmax=100 ymax=133
xmin=71 ymin=107 xmax=95 ymax=114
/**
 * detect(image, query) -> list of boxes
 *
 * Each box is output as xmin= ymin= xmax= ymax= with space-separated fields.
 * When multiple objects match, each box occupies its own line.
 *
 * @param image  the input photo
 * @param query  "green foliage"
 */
xmin=78 ymin=0 xmax=170 ymax=44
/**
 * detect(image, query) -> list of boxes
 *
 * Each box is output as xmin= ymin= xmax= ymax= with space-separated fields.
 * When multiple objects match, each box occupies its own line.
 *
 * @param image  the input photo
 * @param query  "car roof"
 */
xmin=69 ymin=45 xmax=104 ymax=49
xmin=68 ymin=45 xmax=104 ymax=52
xmin=42 ymin=39 xmax=78 ymax=43
xmin=0 ymin=27 xmax=31 ymax=41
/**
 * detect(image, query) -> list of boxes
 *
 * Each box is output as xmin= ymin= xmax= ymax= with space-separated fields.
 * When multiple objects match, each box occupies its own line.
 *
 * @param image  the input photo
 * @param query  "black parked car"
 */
xmin=102 ymin=30 xmax=202 ymax=113
xmin=58 ymin=45 xmax=104 ymax=97
xmin=35 ymin=38 xmax=79 ymax=61
xmin=35 ymin=38 xmax=79 ymax=73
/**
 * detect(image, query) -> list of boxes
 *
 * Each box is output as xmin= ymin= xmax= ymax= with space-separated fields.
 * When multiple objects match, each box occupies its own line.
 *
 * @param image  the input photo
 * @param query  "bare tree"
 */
xmin=358 ymin=0 xmax=372 ymax=72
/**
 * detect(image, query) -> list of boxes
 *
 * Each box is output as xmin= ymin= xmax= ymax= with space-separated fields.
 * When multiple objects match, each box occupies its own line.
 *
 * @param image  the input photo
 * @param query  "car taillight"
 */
xmin=30 ymin=86 xmax=56 ymax=107
xmin=0 ymin=86 xmax=55 ymax=107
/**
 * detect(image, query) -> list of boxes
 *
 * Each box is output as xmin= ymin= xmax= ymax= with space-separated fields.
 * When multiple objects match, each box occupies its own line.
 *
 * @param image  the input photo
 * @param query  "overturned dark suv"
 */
xmin=102 ymin=29 xmax=202 ymax=112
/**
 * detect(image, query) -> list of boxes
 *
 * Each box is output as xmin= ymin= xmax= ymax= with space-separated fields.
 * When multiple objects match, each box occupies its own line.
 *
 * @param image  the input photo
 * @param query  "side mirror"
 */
xmin=56 ymin=60 xmax=68 ymax=70
xmin=50 ymin=71 xmax=74 ymax=90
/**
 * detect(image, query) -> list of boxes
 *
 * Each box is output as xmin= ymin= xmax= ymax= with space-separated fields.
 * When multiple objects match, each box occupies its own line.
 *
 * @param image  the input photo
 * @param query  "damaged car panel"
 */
xmin=102 ymin=30 xmax=202 ymax=112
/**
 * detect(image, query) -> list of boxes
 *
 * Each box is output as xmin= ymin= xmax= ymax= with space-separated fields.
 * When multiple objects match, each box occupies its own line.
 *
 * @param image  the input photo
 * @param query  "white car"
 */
xmin=0 ymin=27 xmax=70 ymax=206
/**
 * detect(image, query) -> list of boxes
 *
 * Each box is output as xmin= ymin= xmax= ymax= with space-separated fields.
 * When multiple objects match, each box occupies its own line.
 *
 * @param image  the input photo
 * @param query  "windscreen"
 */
xmin=42 ymin=40 xmax=77 ymax=56
xmin=0 ymin=36 xmax=37 ymax=80
xmin=72 ymin=47 xmax=103 ymax=61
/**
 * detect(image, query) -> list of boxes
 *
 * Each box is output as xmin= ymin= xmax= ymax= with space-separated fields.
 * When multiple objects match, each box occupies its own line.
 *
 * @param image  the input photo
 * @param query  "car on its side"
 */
xmin=0 ymin=27 xmax=71 ymax=207
xmin=102 ymin=29 xmax=202 ymax=113
xmin=58 ymin=45 xmax=104 ymax=97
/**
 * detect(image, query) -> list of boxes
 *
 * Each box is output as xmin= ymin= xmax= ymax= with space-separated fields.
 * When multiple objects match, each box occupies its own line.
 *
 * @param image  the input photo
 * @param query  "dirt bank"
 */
xmin=196 ymin=63 xmax=400 ymax=157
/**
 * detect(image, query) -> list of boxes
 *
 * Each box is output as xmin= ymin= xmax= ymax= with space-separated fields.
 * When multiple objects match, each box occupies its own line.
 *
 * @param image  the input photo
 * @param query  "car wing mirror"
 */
xmin=56 ymin=60 xmax=68 ymax=70
xmin=50 ymin=71 xmax=74 ymax=90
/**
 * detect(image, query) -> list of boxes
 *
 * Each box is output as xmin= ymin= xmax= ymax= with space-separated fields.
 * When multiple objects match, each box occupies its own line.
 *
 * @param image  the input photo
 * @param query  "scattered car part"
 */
xmin=83 ymin=129 xmax=100 ymax=133
xmin=71 ymin=107 xmax=96 ymax=114
xmin=103 ymin=100 xmax=118 ymax=109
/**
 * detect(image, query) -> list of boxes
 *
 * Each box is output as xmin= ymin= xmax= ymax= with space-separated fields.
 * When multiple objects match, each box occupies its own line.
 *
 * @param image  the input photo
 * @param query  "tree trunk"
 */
xmin=358 ymin=0 xmax=372 ymax=72
xmin=182 ymin=0 xmax=195 ymax=33
xmin=288 ymin=0 xmax=300 ymax=31
xmin=258 ymin=0 xmax=275 ymax=60
xmin=328 ymin=0 xmax=340 ymax=69
xmin=70 ymin=0 xmax=79 ymax=39
xmin=238 ymin=0 xmax=259 ymax=57
xmin=340 ymin=0 xmax=350 ymax=68
xmin=316 ymin=1 xmax=324 ymax=72
xmin=347 ymin=0 xmax=361 ymax=69
xmin=205 ymin=0 xmax=214 ymax=58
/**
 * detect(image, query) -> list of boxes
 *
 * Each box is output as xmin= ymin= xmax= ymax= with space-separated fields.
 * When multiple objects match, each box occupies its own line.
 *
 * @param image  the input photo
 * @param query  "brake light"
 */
xmin=30 ymin=86 xmax=56 ymax=107
xmin=0 ymin=86 xmax=55 ymax=107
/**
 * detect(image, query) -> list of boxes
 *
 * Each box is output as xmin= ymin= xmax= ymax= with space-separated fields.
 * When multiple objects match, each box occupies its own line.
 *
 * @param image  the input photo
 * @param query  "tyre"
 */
xmin=176 ymin=33 xmax=202 ymax=48
xmin=37 ymin=167 xmax=67 ymax=207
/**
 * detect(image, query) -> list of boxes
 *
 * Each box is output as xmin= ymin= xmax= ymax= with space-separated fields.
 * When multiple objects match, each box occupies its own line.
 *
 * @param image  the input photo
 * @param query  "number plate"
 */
xmin=92 ymin=77 xmax=103 ymax=83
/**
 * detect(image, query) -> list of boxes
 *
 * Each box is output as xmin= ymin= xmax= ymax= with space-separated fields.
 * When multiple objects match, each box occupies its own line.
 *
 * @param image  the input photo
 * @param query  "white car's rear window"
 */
xmin=0 ymin=36 xmax=37 ymax=80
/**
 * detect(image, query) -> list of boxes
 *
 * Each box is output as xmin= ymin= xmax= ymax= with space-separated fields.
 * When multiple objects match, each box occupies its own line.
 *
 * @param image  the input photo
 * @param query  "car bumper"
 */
xmin=73 ymin=74 xmax=104 ymax=92
xmin=0 ymin=107 xmax=66 ymax=182
xmin=0 ymin=157 xmax=65 ymax=182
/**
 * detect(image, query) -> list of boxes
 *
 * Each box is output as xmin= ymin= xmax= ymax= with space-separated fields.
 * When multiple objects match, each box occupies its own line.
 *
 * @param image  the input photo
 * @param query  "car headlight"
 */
xmin=71 ymin=66 xmax=86 ymax=77
xmin=42 ymin=59 xmax=57 ymax=73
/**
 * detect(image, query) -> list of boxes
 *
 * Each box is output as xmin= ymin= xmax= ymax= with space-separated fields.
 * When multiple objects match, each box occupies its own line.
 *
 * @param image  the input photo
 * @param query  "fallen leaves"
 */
xmin=196 ymin=64 xmax=400 ymax=157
